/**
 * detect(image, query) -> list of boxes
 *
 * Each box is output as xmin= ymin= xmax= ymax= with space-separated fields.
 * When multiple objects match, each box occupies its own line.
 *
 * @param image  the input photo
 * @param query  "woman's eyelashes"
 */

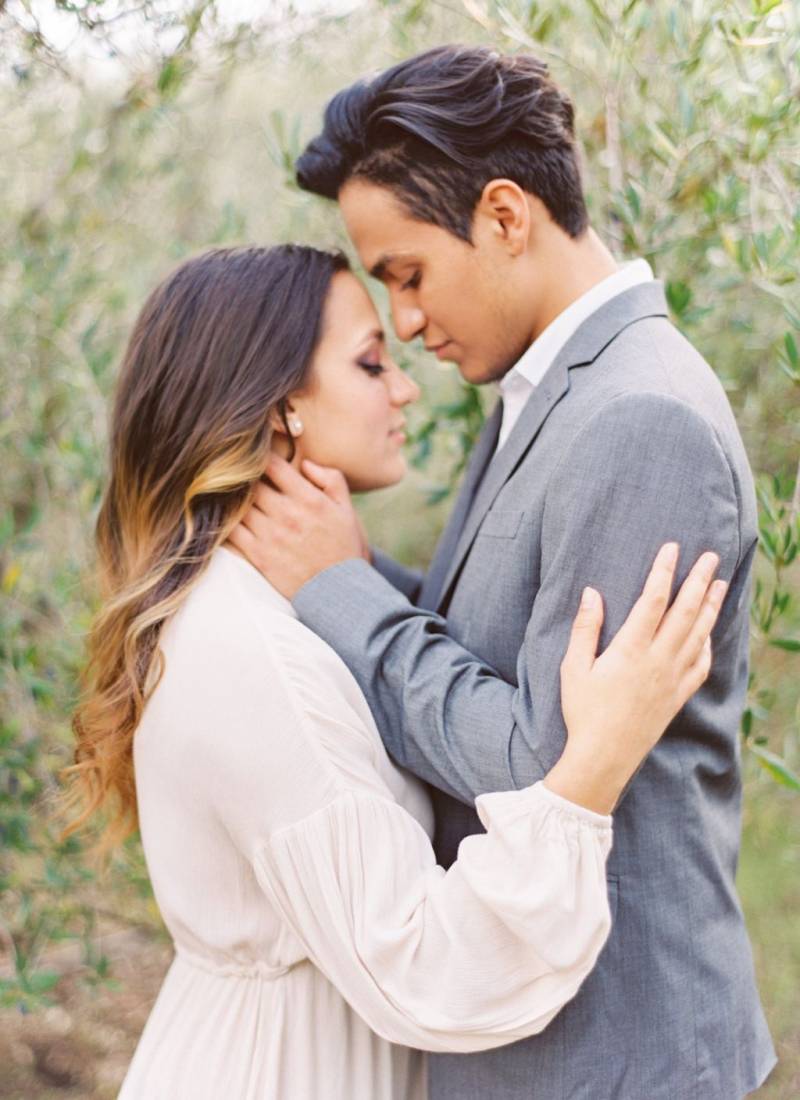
xmin=357 ymin=359 xmax=386 ymax=377
xmin=401 ymin=271 xmax=421 ymax=291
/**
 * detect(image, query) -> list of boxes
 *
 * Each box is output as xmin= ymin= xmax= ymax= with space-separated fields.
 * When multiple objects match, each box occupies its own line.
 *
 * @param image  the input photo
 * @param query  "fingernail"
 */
xmin=706 ymin=552 xmax=720 ymax=575
xmin=662 ymin=542 xmax=679 ymax=567
xmin=581 ymin=586 xmax=598 ymax=610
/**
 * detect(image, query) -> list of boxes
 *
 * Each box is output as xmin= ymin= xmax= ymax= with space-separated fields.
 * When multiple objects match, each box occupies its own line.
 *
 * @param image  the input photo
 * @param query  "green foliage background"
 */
xmin=1 ymin=0 xmax=798 ymax=1093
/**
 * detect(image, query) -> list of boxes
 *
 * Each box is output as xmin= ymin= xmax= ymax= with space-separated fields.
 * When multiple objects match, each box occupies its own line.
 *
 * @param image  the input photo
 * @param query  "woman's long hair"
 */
xmin=63 ymin=244 xmax=349 ymax=851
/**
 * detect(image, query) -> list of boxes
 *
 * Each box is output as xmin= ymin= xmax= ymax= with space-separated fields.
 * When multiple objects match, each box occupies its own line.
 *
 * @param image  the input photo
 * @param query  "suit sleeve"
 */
xmin=293 ymin=393 xmax=743 ymax=803
xmin=371 ymin=547 xmax=425 ymax=605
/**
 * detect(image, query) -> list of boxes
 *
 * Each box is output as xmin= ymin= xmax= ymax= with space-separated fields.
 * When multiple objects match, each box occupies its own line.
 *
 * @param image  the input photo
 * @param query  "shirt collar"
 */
xmin=500 ymin=258 xmax=654 ymax=396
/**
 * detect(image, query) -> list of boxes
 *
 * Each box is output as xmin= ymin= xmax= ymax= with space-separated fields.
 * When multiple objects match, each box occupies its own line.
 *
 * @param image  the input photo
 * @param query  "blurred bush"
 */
xmin=0 ymin=0 xmax=798 ymax=1019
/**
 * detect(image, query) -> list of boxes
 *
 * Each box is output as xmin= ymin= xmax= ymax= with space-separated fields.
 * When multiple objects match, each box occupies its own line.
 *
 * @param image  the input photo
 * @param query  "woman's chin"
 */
xmin=348 ymin=458 xmax=407 ymax=494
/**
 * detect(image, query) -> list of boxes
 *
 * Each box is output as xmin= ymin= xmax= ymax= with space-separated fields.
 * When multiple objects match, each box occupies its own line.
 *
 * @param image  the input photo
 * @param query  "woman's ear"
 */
xmin=269 ymin=402 xmax=304 ymax=439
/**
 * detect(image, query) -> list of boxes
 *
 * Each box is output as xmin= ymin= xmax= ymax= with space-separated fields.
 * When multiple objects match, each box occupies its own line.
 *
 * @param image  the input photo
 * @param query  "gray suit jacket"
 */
xmin=294 ymin=282 xmax=776 ymax=1099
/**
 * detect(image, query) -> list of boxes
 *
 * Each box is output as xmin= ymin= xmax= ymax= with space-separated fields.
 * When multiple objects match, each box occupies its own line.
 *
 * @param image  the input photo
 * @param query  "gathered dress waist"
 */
xmin=174 ymin=944 xmax=301 ymax=982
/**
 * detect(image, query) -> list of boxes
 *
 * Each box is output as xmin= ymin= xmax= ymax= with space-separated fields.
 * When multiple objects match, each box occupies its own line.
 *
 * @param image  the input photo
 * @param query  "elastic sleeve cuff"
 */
xmin=475 ymin=780 xmax=613 ymax=838
xmin=535 ymin=780 xmax=613 ymax=829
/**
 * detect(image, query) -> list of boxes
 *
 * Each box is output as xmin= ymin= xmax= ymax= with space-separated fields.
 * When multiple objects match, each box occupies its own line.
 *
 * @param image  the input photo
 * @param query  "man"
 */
xmin=233 ymin=46 xmax=775 ymax=1099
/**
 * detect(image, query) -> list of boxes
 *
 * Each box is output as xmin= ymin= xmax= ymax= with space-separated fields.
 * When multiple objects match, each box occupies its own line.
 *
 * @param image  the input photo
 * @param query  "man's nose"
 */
xmin=392 ymin=299 xmax=426 ymax=343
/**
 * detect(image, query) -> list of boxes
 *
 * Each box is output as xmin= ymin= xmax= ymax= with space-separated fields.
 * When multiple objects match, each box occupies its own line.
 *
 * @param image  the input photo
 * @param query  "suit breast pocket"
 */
xmin=476 ymin=507 xmax=525 ymax=539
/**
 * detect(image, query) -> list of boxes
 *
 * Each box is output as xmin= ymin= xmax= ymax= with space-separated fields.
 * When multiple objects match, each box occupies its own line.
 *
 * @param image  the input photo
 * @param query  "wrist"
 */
xmin=543 ymin=745 xmax=628 ymax=816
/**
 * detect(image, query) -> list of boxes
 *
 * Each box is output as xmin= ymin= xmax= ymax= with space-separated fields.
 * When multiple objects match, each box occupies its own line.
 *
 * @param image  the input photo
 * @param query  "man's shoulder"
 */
xmin=585 ymin=312 xmax=714 ymax=395
xmin=566 ymin=313 xmax=744 ymax=454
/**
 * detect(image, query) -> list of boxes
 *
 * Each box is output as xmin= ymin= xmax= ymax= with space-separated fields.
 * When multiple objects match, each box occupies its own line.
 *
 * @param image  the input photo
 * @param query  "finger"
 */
xmin=250 ymin=481 xmax=283 ymax=517
xmin=656 ymin=551 xmax=720 ymax=655
xmin=561 ymin=587 xmax=605 ymax=676
xmin=240 ymin=494 xmax=304 ymax=539
xmin=677 ymin=578 xmax=727 ymax=668
xmin=301 ymin=459 xmax=350 ymax=505
xmin=265 ymin=453 xmax=322 ymax=504
xmin=679 ymin=636 xmax=713 ymax=704
xmin=239 ymin=484 xmax=284 ymax=535
xmin=238 ymin=505 xmax=268 ymax=538
xmin=226 ymin=524 xmax=256 ymax=556
xmin=614 ymin=542 xmax=679 ymax=646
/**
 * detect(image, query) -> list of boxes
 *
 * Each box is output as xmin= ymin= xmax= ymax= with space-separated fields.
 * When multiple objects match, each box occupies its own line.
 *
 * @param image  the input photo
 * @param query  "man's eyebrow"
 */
xmin=369 ymin=254 xmax=394 ymax=280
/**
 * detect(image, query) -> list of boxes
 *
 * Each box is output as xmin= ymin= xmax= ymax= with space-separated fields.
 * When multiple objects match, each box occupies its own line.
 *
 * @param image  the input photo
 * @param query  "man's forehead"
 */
xmin=339 ymin=181 xmax=424 ymax=269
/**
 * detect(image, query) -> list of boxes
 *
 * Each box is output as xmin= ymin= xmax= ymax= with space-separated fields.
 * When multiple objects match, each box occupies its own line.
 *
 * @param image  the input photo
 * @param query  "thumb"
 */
xmin=563 ymin=587 xmax=604 ymax=675
xmin=301 ymin=459 xmax=350 ymax=505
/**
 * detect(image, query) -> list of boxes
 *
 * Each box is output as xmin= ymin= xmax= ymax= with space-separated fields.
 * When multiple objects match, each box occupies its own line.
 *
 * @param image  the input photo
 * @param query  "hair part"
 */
xmin=296 ymin=44 xmax=588 ymax=242
xmin=63 ymin=244 xmax=349 ymax=852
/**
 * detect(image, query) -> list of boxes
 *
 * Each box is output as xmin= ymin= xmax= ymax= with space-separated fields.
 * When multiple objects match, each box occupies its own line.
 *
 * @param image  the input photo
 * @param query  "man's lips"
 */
xmin=426 ymin=340 xmax=452 ymax=360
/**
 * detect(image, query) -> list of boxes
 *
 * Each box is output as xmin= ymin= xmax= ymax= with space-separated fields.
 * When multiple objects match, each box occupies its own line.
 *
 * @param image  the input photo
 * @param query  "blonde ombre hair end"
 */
xmin=63 ymin=244 xmax=349 ymax=852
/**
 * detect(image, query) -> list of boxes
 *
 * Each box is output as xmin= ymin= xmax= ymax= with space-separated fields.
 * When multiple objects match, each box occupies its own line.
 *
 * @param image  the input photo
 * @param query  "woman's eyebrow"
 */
xmin=356 ymin=327 xmax=385 ymax=349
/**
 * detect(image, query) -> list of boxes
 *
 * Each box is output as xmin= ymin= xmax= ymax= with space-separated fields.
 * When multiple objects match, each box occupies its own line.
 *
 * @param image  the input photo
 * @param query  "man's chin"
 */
xmin=457 ymin=357 xmax=510 ymax=386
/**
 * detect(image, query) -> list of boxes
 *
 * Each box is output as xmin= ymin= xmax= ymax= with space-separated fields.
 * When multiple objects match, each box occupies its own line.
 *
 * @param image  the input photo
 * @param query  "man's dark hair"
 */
xmin=295 ymin=44 xmax=588 ymax=243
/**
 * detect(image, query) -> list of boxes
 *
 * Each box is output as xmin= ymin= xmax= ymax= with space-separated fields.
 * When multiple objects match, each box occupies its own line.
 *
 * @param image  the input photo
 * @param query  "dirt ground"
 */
xmin=0 ymin=932 xmax=171 ymax=1100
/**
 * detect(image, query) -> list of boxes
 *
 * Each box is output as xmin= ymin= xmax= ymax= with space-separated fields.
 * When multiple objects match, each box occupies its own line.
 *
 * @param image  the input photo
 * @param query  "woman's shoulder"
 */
xmin=151 ymin=547 xmax=384 ymax=773
xmin=137 ymin=547 xmax=431 ymax=839
xmin=155 ymin=547 xmax=287 ymax=675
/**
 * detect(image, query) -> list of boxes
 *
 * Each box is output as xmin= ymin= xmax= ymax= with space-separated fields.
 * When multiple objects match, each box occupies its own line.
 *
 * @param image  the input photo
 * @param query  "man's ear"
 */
xmin=475 ymin=179 xmax=531 ymax=257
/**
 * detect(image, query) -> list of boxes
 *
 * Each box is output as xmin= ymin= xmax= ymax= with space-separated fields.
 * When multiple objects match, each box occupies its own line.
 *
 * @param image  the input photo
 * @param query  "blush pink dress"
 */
xmin=119 ymin=547 xmax=613 ymax=1100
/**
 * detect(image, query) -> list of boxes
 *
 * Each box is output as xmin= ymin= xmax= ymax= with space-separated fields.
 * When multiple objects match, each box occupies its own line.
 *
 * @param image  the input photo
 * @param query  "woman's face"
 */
xmin=285 ymin=270 xmax=420 ymax=493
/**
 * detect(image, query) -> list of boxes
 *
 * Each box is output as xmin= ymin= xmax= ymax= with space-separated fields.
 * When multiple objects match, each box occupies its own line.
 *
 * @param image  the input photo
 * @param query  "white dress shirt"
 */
xmin=495 ymin=259 xmax=654 ymax=452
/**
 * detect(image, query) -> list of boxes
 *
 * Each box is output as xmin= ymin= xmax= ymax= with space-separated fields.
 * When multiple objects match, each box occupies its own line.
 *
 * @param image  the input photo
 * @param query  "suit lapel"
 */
xmin=433 ymin=367 xmax=570 ymax=610
xmin=418 ymin=401 xmax=502 ymax=610
xmin=432 ymin=280 xmax=670 ymax=613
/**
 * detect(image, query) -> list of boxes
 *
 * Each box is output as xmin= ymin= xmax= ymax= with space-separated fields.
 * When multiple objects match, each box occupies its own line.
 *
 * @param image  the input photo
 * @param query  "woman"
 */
xmin=66 ymin=245 xmax=725 ymax=1100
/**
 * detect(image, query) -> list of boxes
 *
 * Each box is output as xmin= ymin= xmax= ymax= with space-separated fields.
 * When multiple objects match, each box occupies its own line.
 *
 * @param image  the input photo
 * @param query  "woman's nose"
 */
xmin=389 ymin=364 xmax=421 ymax=406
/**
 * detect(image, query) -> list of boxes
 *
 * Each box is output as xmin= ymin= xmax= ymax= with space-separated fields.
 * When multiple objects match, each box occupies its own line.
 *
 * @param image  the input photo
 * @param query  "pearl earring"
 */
xmin=289 ymin=417 xmax=304 ymax=437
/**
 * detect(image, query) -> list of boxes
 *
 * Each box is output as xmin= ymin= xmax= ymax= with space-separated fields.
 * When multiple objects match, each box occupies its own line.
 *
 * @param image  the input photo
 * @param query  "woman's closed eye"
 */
xmin=401 ymin=271 xmax=421 ymax=292
xmin=358 ymin=359 xmax=386 ymax=377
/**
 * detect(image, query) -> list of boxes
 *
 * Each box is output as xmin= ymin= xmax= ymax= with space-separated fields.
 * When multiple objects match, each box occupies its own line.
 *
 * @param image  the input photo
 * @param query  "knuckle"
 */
xmin=680 ymin=599 xmax=697 ymax=621
xmin=649 ymin=592 xmax=669 ymax=617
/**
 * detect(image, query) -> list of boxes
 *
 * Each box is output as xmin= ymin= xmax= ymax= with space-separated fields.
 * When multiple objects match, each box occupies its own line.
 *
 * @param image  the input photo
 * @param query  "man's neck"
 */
xmin=528 ymin=228 xmax=619 ymax=343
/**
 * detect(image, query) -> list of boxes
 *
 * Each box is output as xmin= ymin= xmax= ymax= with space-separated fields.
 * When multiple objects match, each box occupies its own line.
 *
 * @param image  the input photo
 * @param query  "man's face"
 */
xmin=338 ymin=179 xmax=532 ymax=385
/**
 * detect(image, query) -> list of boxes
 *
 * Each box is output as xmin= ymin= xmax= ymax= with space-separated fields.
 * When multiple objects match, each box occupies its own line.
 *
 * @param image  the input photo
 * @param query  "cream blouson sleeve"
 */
xmin=256 ymin=784 xmax=612 ymax=1051
xmin=129 ymin=547 xmax=614 ymax=1098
